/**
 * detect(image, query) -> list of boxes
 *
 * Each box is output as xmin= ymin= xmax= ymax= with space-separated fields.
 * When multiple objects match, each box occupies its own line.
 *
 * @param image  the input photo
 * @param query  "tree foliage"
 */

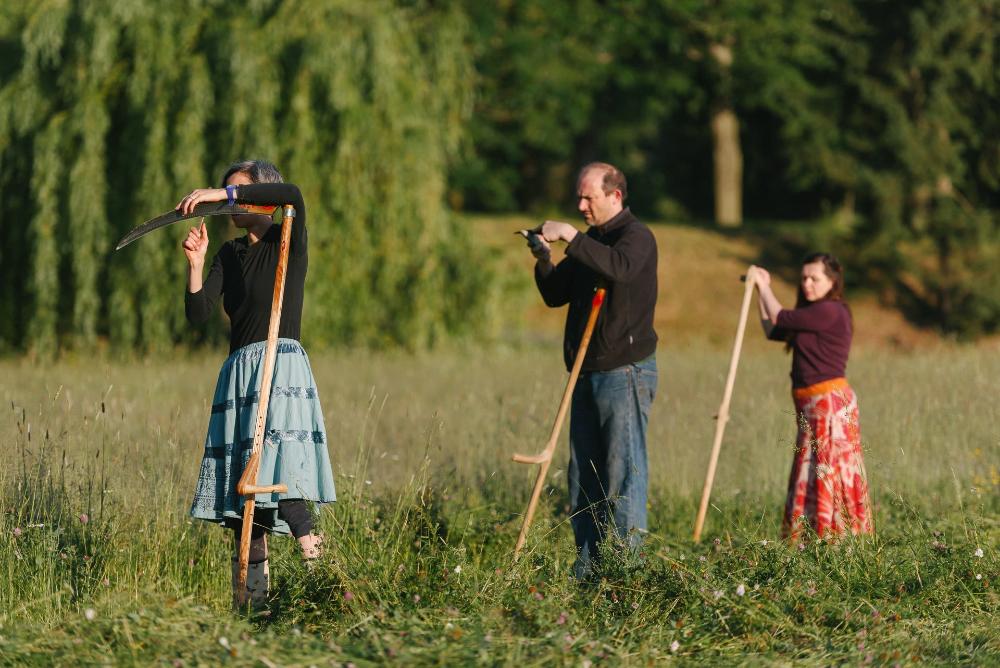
xmin=0 ymin=0 xmax=494 ymax=355
xmin=454 ymin=0 xmax=1000 ymax=336
xmin=2 ymin=1 xmax=999 ymax=344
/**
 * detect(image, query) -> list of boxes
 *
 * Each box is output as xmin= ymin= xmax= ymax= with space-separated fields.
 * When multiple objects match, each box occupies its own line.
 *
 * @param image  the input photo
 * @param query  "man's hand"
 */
xmin=183 ymin=220 xmax=209 ymax=268
xmin=518 ymin=230 xmax=552 ymax=263
xmin=532 ymin=220 xmax=579 ymax=244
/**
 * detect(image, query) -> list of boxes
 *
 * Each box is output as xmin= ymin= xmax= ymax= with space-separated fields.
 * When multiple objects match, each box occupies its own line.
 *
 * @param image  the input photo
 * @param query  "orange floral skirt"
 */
xmin=783 ymin=378 xmax=873 ymax=539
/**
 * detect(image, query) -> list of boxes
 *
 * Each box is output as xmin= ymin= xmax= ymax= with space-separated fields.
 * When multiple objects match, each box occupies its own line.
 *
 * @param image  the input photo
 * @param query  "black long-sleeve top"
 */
xmin=535 ymin=207 xmax=658 ymax=372
xmin=185 ymin=183 xmax=308 ymax=353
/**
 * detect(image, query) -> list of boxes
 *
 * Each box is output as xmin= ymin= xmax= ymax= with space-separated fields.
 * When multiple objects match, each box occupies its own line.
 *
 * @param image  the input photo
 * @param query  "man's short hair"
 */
xmin=579 ymin=162 xmax=627 ymax=201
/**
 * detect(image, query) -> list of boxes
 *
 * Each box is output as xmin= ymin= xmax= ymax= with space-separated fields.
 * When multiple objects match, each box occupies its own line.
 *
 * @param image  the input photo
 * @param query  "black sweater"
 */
xmin=535 ymin=207 xmax=658 ymax=372
xmin=185 ymin=183 xmax=307 ymax=353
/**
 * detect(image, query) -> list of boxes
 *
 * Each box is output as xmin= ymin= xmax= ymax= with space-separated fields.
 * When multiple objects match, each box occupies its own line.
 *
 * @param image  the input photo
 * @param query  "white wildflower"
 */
xmin=84 ymin=608 xmax=96 ymax=621
xmin=670 ymin=640 xmax=680 ymax=653
xmin=974 ymin=548 xmax=984 ymax=558
xmin=454 ymin=564 xmax=462 ymax=574
xmin=736 ymin=584 xmax=746 ymax=597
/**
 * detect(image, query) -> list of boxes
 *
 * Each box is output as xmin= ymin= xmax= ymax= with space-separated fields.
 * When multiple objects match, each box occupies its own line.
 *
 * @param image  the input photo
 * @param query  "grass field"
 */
xmin=0 ymin=342 xmax=997 ymax=665
xmin=1 ymin=218 xmax=997 ymax=665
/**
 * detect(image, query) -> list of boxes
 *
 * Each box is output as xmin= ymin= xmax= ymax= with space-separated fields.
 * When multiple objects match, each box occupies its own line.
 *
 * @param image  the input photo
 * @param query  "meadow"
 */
xmin=0 ymin=220 xmax=997 ymax=665
xmin=0 ymin=341 xmax=996 ymax=666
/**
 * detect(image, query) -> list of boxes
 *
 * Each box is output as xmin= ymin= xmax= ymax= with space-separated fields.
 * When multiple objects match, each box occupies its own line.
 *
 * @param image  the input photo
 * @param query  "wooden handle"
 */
xmin=693 ymin=268 xmax=756 ymax=542
xmin=236 ymin=205 xmax=295 ymax=602
xmin=513 ymin=287 xmax=606 ymax=559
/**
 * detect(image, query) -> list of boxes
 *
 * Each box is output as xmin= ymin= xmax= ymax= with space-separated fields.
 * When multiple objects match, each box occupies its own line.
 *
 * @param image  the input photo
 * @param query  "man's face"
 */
xmin=576 ymin=171 xmax=622 ymax=226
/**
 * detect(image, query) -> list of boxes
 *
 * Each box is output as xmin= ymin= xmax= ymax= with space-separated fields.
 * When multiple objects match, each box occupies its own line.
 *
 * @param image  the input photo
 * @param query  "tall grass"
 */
xmin=0 ymin=344 xmax=996 ymax=664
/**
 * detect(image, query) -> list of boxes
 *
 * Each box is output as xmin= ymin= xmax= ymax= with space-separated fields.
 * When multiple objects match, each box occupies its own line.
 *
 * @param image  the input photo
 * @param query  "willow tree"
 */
xmin=0 ymin=0 xmax=495 ymax=356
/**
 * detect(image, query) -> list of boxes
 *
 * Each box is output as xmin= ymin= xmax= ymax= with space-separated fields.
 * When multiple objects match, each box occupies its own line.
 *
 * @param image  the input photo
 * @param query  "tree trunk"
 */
xmin=711 ymin=107 xmax=743 ymax=227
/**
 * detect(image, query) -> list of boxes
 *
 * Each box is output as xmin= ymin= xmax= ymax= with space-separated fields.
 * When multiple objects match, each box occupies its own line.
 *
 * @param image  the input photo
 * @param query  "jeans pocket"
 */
xmin=632 ymin=361 xmax=658 ymax=406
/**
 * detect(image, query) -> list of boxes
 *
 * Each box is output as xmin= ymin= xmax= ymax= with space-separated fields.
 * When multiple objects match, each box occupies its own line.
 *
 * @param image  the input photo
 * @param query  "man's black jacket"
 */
xmin=535 ymin=207 xmax=658 ymax=372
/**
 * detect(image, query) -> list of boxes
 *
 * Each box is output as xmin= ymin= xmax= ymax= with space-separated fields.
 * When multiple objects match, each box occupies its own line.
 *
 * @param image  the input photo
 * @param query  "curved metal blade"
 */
xmin=114 ymin=202 xmax=278 ymax=251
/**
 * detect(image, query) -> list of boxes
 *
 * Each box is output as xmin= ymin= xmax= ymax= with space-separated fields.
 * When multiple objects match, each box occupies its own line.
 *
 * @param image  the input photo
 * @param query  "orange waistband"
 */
xmin=793 ymin=377 xmax=848 ymax=400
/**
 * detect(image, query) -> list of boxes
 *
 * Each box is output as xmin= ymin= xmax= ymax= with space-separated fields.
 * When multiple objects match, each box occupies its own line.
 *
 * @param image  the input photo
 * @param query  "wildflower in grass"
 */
xmin=699 ymin=555 xmax=706 ymax=563
xmin=974 ymin=548 xmax=983 ymax=558
xmin=556 ymin=612 xmax=568 ymax=625
xmin=797 ymin=542 xmax=806 ymax=552
xmin=84 ymin=608 xmax=96 ymax=621
xmin=736 ymin=584 xmax=746 ymax=597
xmin=760 ymin=540 xmax=768 ymax=546
xmin=79 ymin=513 xmax=89 ymax=524
xmin=713 ymin=590 xmax=724 ymax=600
xmin=218 ymin=637 xmax=230 ymax=649
xmin=12 ymin=527 xmax=21 ymax=537
xmin=344 ymin=590 xmax=355 ymax=601
xmin=453 ymin=564 xmax=462 ymax=574
xmin=413 ymin=594 xmax=420 ymax=603
xmin=975 ymin=574 xmax=982 ymax=580
xmin=670 ymin=640 xmax=680 ymax=653
xmin=102 ymin=578 xmax=110 ymax=587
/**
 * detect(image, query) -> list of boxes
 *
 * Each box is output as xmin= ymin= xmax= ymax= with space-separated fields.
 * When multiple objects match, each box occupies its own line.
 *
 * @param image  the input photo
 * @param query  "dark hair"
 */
xmin=219 ymin=159 xmax=283 ymax=187
xmin=785 ymin=252 xmax=852 ymax=351
xmin=579 ymin=162 xmax=627 ymax=202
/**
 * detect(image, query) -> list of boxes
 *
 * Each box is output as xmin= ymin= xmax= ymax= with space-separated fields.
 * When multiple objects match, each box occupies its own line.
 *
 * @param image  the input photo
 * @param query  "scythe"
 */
xmin=116 ymin=201 xmax=294 ymax=605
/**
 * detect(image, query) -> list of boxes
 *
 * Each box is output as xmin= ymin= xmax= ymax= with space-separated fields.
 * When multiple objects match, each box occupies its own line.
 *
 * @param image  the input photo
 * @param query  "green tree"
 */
xmin=788 ymin=1 xmax=1000 ymax=334
xmin=0 ymin=0 xmax=496 ymax=356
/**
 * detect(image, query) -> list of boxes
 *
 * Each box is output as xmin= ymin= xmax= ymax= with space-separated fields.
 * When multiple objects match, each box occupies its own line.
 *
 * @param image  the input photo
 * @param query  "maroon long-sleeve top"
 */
xmin=768 ymin=300 xmax=852 ymax=388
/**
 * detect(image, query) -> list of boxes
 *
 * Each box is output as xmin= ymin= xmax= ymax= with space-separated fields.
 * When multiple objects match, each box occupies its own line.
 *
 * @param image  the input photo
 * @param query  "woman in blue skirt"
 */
xmin=177 ymin=159 xmax=336 ymax=609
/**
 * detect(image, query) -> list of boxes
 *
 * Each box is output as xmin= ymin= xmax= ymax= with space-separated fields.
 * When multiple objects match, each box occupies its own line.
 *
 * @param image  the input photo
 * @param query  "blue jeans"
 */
xmin=568 ymin=354 xmax=657 ymax=577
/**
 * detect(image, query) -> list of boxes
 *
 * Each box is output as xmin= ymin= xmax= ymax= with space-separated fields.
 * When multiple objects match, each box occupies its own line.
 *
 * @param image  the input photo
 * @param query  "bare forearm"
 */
xmin=757 ymin=283 xmax=783 ymax=323
xmin=187 ymin=263 xmax=204 ymax=294
xmin=757 ymin=292 xmax=775 ymax=336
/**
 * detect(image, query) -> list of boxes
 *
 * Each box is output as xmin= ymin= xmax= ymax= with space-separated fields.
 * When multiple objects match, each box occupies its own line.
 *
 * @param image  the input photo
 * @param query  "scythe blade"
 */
xmin=114 ymin=202 xmax=278 ymax=251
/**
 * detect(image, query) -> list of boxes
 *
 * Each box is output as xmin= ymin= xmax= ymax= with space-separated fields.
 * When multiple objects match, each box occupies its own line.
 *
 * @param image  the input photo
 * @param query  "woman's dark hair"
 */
xmin=785 ymin=252 xmax=851 ymax=352
xmin=220 ymin=159 xmax=283 ymax=186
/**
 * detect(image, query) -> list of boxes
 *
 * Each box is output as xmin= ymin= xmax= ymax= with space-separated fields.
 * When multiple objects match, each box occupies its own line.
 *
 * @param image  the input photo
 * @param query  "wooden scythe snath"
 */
xmin=233 ymin=204 xmax=295 ymax=604
xmin=693 ymin=266 xmax=756 ymax=543
xmin=512 ymin=286 xmax=606 ymax=559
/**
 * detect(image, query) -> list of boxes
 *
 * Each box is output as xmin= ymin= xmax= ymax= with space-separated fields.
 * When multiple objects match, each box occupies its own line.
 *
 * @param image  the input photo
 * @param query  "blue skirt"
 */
xmin=189 ymin=339 xmax=336 ymax=535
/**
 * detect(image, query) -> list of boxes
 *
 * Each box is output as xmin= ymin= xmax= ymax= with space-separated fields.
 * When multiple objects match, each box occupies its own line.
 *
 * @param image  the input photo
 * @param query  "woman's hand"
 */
xmin=753 ymin=266 xmax=771 ymax=287
xmin=176 ymin=188 xmax=227 ymax=215
xmin=182 ymin=221 xmax=209 ymax=267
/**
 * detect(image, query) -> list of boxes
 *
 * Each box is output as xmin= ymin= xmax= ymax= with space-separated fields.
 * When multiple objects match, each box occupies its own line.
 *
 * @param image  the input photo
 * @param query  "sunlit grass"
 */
xmin=0 ymin=345 xmax=997 ymax=664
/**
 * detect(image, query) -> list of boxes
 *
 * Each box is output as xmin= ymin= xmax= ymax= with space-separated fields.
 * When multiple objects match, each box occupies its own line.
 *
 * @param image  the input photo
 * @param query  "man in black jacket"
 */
xmin=527 ymin=162 xmax=658 ymax=578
